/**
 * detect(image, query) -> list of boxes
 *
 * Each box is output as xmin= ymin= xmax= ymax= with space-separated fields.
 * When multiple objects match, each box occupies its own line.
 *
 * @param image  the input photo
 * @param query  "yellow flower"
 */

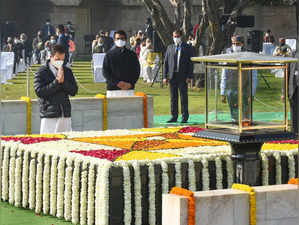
xmin=115 ymin=151 xmax=178 ymax=161
xmin=262 ymin=143 xmax=297 ymax=151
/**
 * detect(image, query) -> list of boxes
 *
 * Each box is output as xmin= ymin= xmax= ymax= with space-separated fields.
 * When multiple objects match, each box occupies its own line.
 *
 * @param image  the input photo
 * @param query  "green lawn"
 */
xmin=0 ymin=62 xmax=284 ymax=116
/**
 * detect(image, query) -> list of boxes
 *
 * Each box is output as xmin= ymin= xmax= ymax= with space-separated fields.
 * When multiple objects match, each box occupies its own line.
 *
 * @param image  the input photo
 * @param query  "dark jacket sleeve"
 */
xmin=62 ymin=68 xmax=78 ymax=96
xmin=130 ymin=52 xmax=141 ymax=85
xmin=103 ymin=54 xmax=120 ymax=86
xmin=163 ymin=46 xmax=170 ymax=79
xmin=34 ymin=68 xmax=62 ymax=98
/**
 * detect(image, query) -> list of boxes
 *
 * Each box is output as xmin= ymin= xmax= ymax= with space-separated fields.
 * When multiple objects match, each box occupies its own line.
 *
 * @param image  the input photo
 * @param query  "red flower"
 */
xmin=267 ymin=140 xmax=298 ymax=144
xmin=70 ymin=149 xmax=130 ymax=161
xmin=1 ymin=137 xmax=61 ymax=144
xmin=179 ymin=127 xmax=205 ymax=133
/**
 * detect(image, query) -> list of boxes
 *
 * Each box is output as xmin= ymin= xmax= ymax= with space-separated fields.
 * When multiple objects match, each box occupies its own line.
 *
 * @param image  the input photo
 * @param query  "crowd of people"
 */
xmin=1 ymin=19 xmax=76 ymax=74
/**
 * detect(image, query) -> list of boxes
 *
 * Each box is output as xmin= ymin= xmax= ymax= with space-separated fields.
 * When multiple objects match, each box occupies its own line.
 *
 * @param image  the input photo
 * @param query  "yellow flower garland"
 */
xmin=262 ymin=143 xmax=297 ymax=151
xmin=135 ymin=92 xmax=148 ymax=128
xmin=95 ymin=94 xmax=108 ymax=130
xmin=115 ymin=151 xmax=178 ymax=161
xmin=232 ymin=184 xmax=256 ymax=225
xmin=20 ymin=96 xmax=31 ymax=134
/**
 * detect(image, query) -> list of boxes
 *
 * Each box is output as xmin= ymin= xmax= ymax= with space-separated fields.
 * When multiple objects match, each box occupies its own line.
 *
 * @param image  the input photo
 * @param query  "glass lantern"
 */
xmin=192 ymin=52 xmax=298 ymax=134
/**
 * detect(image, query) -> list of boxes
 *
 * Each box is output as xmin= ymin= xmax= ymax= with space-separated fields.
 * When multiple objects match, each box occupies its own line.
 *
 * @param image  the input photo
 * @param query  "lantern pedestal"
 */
xmin=194 ymin=129 xmax=294 ymax=186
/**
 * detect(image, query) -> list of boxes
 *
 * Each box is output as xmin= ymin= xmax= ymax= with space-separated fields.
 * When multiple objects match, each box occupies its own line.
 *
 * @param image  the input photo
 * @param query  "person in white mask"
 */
xmin=34 ymin=44 xmax=78 ymax=134
xmin=103 ymin=30 xmax=140 ymax=97
xmin=163 ymin=29 xmax=194 ymax=123
xmin=220 ymin=35 xmax=258 ymax=123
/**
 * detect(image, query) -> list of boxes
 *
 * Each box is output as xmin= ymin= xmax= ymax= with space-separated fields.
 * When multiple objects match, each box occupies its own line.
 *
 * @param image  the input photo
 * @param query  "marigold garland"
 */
xmin=95 ymin=94 xmax=108 ymax=130
xmin=135 ymin=92 xmax=148 ymax=128
xmin=288 ymin=178 xmax=298 ymax=185
xmin=20 ymin=96 xmax=32 ymax=134
xmin=170 ymin=187 xmax=195 ymax=225
xmin=232 ymin=184 xmax=256 ymax=225
xmin=115 ymin=151 xmax=178 ymax=161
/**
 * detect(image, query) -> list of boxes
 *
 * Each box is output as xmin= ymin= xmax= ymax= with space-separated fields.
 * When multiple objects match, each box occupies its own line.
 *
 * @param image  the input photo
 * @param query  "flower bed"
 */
xmin=0 ymin=126 xmax=297 ymax=225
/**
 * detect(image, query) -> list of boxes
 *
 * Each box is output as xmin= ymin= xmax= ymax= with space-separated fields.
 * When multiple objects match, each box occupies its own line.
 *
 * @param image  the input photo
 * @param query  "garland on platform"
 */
xmin=232 ymin=184 xmax=256 ymax=225
xmin=170 ymin=187 xmax=195 ymax=225
xmin=95 ymin=94 xmax=108 ymax=130
xmin=20 ymin=96 xmax=31 ymax=134
xmin=288 ymin=178 xmax=298 ymax=184
xmin=135 ymin=92 xmax=148 ymax=128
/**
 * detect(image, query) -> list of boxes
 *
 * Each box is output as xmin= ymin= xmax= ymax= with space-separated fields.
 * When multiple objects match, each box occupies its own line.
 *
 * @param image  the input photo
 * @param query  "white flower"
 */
xmin=274 ymin=153 xmax=282 ymax=185
xmin=287 ymin=153 xmax=295 ymax=180
xmin=43 ymin=155 xmax=50 ymax=214
xmin=261 ymin=153 xmax=269 ymax=186
xmin=80 ymin=161 xmax=88 ymax=225
xmin=148 ymin=163 xmax=156 ymax=225
xmin=202 ymin=159 xmax=209 ymax=190
xmin=29 ymin=153 xmax=36 ymax=210
xmin=22 ymin=150 xmax=29 ymax=208
xmin=2 ymin=145 xmax=10 ymax=201
xmin=8 ymin=146 xmax=16 ymax=204
xmin=72 ymin=159 xmax=81 ymax=224
xmin=188 ymin=160 xmax=196 ymax=192
xmin=57 ymin=156 xmax=66 ymax=218
xmin=161 ymin=161 xmax=169 ymax=194
xmin=175 ymin=162 xmax=182 ymax=187
xmin=122 ymin=163 xmax=132 ymax=225
xmin=64 ymin=158 xmax=73 ymax=221
xmin=50 ymin=156 xmax=58 ymax=216
xmin=14 ymin=149 xmax=22 ymax=207
xmin=35 ymin=153 xmax=43 ymax=214
xmin=87 ymin=164 xmax=95 ymax=225
xmin=215 ymin=158 xmax=223 ymax=190
xmin=133 ymin=162 xmax=142 ymax=225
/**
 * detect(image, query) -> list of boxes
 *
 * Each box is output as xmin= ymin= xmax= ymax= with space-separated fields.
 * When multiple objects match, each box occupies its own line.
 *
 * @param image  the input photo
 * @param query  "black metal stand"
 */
xmin=194 ymin=128 xmax=294 ymax=186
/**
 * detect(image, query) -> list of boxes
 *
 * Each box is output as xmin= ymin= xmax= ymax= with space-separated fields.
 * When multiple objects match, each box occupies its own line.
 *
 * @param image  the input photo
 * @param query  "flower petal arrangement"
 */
xmin=0 ymin=126 xmax=297 ymax=225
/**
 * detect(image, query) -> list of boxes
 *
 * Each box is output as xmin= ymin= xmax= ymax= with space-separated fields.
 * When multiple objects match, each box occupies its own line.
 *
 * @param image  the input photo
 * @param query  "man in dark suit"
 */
xmin=287 ymin=41 xmax=299 ymax=135
xmin=163 ymin=29 xmax=193 ymax=123
xmin=56 ymin=24 xmax=69 ymax=65
xmin=42 ymin=19 xmax=55 ymax=41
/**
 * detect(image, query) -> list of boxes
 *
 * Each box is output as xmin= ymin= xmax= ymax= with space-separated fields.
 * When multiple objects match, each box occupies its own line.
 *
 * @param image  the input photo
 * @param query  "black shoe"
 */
xmin=181 ymin=119 xmax=188 ymax=123
xmin=167 ymin=118 xmax=177 ymax=123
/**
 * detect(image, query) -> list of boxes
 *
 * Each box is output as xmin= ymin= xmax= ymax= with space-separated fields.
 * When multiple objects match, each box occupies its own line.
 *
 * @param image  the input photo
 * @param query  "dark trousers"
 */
xmin=169 ymin=73 xmax=189 ymax=120
xmin=290 ymin=88 xmax=298 ymax=134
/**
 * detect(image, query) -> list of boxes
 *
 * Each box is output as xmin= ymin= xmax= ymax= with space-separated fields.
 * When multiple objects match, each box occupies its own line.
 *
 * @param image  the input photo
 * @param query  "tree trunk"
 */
xmin=182 ymin=0 xmax=192 ymax=39
xmin=143 ymin=0 xmax=175 ymax=46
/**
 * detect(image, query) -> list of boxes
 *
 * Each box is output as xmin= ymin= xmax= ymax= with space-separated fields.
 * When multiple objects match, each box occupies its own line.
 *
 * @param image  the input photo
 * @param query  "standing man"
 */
xmin=103 ymin=30 xmax=140 ymax=97
xmin=221 ymin=35 xmax=258 ymax=123
xmin=32 ymin=30 xmax=44 ymax=64
xmin=163 ymin=29 xmax=193 ymax=123
xmin=34 ymin=44 xmax=78 ymax=134
xmin=42 ymin=19 xmax=55 ymax=41
xmin=283 ymin=41 xmax=299 ymax=136
xmin=56 ymin=24 xmax=69 ymax=65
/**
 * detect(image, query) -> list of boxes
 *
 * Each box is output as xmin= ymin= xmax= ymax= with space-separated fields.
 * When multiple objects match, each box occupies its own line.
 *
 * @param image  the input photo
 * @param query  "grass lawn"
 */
xmin=0 ymin=62 xmax=285 ymax=116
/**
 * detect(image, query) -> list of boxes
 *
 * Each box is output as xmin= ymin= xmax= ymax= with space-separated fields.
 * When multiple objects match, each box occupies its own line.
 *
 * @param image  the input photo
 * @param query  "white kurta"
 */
xmin=39 ymin=63 xmax=73 ymax=134
xmin=106 ymin=90 xmax=135 ymax=97
xmin=40 ymin=117 xmax=72 ymax=134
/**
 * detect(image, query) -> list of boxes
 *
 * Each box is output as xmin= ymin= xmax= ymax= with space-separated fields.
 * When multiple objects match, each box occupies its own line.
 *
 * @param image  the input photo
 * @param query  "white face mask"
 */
xmin=52 ymin=60 xmax=64 ymax=68
xmin=173 ymin=37 xmax=181 ymax=45
xmin=50 ymin=40 xmax=56 ymax=44
xmin=98 ymin=42 xmax=103 ymax=46
xmin=232 ymin=45 xmax=242 ymax=52
xmin=115 ymin=40 xmax=126 ymax=48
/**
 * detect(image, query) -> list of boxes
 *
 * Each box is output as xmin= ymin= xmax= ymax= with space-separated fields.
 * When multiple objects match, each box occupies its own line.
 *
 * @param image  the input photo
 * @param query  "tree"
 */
xmin=143 ymin=0 xmax=251 ymax=55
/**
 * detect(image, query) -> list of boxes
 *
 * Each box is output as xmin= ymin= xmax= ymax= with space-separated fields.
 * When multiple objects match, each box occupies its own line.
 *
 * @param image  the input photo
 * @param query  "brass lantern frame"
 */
xmin=192 ymin=52 xmax=298 ymax=133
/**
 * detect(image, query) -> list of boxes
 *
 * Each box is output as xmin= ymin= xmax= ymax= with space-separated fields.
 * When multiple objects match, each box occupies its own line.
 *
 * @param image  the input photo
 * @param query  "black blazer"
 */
xmin=163 ymin=42 xmax=194 ymax=80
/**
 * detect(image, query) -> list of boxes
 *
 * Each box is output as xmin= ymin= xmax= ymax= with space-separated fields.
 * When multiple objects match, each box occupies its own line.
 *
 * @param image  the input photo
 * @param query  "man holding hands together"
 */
xmin=34 ymin=44 xmax=78 ymax=134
